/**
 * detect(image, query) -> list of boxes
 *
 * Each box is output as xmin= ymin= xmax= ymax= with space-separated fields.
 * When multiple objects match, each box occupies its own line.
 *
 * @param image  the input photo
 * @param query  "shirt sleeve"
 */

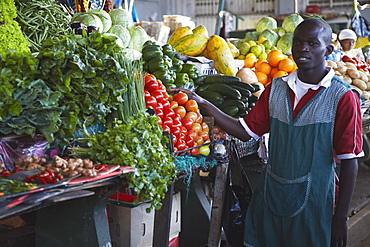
xmin=334 ymin=90 xmax=364 ymax=160
xmin=241 ymin=84 xmax=271 ymax=138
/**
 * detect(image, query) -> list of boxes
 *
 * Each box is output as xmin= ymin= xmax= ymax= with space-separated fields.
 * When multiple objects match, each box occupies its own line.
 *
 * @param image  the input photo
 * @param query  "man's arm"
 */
xmin=331 ymin=158 xmax=358 ymax=247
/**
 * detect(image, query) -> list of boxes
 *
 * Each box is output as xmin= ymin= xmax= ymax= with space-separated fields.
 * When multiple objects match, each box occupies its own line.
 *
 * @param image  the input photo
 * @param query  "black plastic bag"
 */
xmin=222 ymin=144 xmax=253 ymax=246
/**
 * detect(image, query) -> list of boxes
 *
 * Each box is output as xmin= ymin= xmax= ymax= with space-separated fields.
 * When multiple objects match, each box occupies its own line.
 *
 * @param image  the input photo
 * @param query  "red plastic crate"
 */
xmin=109 ymin=192 xmax=142 ymax=202
xmin=305 ymin=5 xmax=322 ymax=15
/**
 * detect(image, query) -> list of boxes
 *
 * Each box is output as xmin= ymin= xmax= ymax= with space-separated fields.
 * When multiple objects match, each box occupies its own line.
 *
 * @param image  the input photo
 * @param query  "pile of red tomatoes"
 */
xmin=144 ymin=73 xmax=211 ymax=156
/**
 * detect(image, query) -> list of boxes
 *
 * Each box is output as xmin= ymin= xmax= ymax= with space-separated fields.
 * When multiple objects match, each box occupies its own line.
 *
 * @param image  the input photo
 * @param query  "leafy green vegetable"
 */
xmin=256 ymin=17 xmax=277 ymax=33
xmin=282 ymin=13 xmax=304 ymax=33
xmin=109 ymin=8 xmax=134 ymax=28
xmin=277 ymin=32 xmax=294 ymax=55
xmin=71 ymin=111 xmax=177 ymax=211
xmin=36 ymin=31 xmax=130 ymax=144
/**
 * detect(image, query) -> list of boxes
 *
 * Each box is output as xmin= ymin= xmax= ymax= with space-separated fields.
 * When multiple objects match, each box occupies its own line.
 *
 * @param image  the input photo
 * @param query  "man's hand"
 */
xmin=331 ymin=214 xmax=348 ymax=247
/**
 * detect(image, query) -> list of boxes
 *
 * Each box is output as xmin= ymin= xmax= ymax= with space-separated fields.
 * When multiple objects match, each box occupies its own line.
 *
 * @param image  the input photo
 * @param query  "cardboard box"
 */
xmin=107 ymin=202 xmax=155 ymax=247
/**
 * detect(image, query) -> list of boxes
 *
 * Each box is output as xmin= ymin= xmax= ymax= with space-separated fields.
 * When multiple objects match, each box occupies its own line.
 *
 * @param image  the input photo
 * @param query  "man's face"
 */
xmin=292 ymin=24 xmax=331 ymax=71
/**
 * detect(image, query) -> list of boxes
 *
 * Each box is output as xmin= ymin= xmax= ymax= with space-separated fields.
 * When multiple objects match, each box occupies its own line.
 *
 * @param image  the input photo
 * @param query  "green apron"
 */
xmin=244 ymin=77 xmax=351 ymax=247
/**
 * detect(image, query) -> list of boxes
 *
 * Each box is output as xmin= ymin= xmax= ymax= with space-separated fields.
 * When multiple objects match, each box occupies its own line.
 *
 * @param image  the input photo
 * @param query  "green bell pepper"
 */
xmin=181 ymin=63 xmax=197 ymax=73
xmin=153 ymin=69 xmax=175 ymax=84
xmin=148 ymin=57 xmax=166 ymax=73
xmin=171 ymin=57 xmax=183 ymax=73
xmin=175 ymin=72 xmax=189 ymax=86
xmin=142 ymin=45 xmax=163 ymax=62
xmin=162 ymin=44 xmax=176 ymax=58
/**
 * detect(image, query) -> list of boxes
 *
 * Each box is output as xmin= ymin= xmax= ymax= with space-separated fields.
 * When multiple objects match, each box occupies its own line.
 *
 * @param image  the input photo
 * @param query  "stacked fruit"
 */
xmin=144 ymin=73 xmax=211 ymax=155
xmin=243 ymin=49 xmax=297 ymax=87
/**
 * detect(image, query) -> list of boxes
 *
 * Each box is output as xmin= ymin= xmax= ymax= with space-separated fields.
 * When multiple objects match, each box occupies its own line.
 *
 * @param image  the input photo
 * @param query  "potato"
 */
xmin=347 ymin=69 xmax=359 ymax=79
xmin=326 ymin=60 xmax=337 ymax=69
xmin=336 ymin=61 xmax=346 ymax=67
xmin=343 ymin=74 xmax=352 ymax=84
xmin=345 ymin=62 xmax=357 ymax=70
xmin=336 ymin=65 xmax=347 ymax=75
xmin=361 ymin=90 xmax=370 ymax=100
xmin=358 ymin=71 xmax=368 ymax=82
xmin=352 ymin=78 xmax=367 ymax=91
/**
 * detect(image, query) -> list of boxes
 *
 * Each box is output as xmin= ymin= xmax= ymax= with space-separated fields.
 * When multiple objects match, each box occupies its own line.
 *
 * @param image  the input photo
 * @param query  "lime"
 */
xmin=262 ymin=39 xmax=272 ymax=49
xmin=258 ymin=52 xmax=268 ymax=60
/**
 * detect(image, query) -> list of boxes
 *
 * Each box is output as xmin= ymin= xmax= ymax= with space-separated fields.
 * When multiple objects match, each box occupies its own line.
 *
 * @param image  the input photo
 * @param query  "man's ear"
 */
xmin=325 ymin=44 xmax=334 ymax=56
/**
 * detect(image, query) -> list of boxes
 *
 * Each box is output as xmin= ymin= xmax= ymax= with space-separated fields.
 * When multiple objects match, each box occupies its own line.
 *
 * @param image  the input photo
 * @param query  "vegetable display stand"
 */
xmin=34 ymin=180 xmax=123 ymax=247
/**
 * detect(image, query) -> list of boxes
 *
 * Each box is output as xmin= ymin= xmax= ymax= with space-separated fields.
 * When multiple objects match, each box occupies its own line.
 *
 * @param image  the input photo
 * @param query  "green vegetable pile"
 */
xmin=0 ymin=0 xmax=30 ymax=53
xmin=71 ymin=111 xmax=176 ymax=211
xmin=15 ymin=0 xmax=72 ymax=53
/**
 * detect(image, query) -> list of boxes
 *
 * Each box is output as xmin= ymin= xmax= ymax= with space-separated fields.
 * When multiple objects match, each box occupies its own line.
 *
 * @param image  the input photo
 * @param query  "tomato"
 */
xmin=184 ymin=112 xmax=198 ymax=123
xmin=184 ymin=99 xmax=198 ymax=112
xmin=194 ymin=135 xmax=204 ymax=146
xmin=176 ymin=140 xmax=188 ymax=151
xmin=145 ymin=95 xmax=157 ymax=109
xmin=173 ymin=92 xmax=188 ymax=105
xmin=170 ymin=101 xmax=179 ymax=109
xmin=151 ymin=90 xmax=166 ymax=104
xmin=144 ymin=90 xmax=151 ymax=97
xmin=172 ymin=134 xmax=177 ymax=146
xmin=171 ymin=126 xmax=181 ymax=137
xmin=177 ymin=132 xmax=186 ymax=142
xmin=191 ymin=122 xmax=202 ymax=134
xmin=144 ymin=73 xmax=156 ymax=84
xmin=174 ymin=105 xmax=186 ymax=119
xmin=191 ymin=147 xmax=199 ymax=155
xmin=182 ymin=118 xmax=193 ymax=131
xmin=144 ymin=79 xmax=159 ymax=92
xmin=185 ymin=135 xmax=195 ymax=148
xmin=188 ymin=129 xmax=198 ymax=139
xmin=195 ymin=111 xmax=203 ymax=124
xmin=162 ymin=124 xmax=170 ymax=132
xmin=162 ymin=100 xmax=171 ymax=109
xmin=162 ymin=116 xmax=173 ymax=128
xmin=172 ymin=116 xmax=182 ymax=128
xmin=180 ymin=126 xmax=188 ymax=135
xmin=163 ymin=108 xmax=176 ymax=119
xmin=155 ymin=108 xmax=164 ymax=120
xmin=157 ymin=117 xmax=162 ymax=126
xmin=201 ymin=122 xmax=209 ymax=132
xmin=162 ymin=91 xmax=171 ymax=102
xmin=199 ymin=130 xmax=209 ymax=141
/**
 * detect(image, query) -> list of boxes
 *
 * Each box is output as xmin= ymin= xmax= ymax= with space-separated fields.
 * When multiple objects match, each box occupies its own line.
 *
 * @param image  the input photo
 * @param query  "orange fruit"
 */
xmin=272 ymin=70 xmax=288 ymax=79
xmin=258 ymin=61 xmax=272 ymax=75
xmin=270 ymin=67 xmax=279 ymax=78
xmin=255 ymin=71 xmax=269 ymax=85
xmin=254 ymin=59 xmax=265 ymax=71
xmin=267 ymin=49 xmax=285 ymax=68
xmin=291 ymin=62 xmax=298 ymax=73
xmin=278 ymin=58 xmax=294 ymax=73
xmin=244 ymin=55 xmax=257 ymax=68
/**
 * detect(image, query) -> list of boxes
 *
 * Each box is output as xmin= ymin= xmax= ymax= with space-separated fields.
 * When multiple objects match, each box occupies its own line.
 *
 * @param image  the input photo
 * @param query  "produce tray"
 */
xmin=234 ymin=138 xmax=259 ymax=158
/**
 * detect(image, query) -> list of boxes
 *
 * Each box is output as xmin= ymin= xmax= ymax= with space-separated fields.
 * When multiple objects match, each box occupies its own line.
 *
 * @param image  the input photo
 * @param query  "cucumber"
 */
xmin=227 ymin=81 xmax=256 ymax=92
xmin=195 ymin=84 xmax=210 ymax=92
xmin=249 ymin=94 xmax=259 ymax=103
xmin=193 ymin=75 xmax=207 ymax=85
xmin=202 ymin=74 xmax=241 ymax=85
xmin=207 ymin=83 xmax=242 ymax=100
xmin=220 ymin=99 xmax=246 ymax=111
xmin=230 ymin=85 xmax=252 ymax=98
xmin=197 ymin=90 xmax=224 ymax=101
xmin=208 ymin=99 xmax=224 ymax=107
xmin=220 ymin=105 xmax=239 ymax=116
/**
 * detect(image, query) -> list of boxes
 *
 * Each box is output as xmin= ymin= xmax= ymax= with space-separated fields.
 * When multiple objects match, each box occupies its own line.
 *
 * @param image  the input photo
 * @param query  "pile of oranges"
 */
xmin=243 ymin=49 xmax=297 ymax=87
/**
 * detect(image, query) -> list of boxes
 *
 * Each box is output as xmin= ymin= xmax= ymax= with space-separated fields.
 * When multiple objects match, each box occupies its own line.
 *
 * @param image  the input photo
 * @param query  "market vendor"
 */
xmin=328 ymin=28 xmax=366 ymax=62
xmin=169 ymin=18 xmax=363 ymax=247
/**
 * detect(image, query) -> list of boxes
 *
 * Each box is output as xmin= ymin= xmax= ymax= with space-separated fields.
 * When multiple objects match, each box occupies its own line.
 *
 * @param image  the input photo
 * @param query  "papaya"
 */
xmin=167 ymin=26 xmax=193 ymax=46
xmin=172 ymin=34 xmax=208 ymax=57
xmin=227 ymin=41 xmax=240 ymax=58
xmin=207 ymin=35 xmax=237 ymax=76
xmin=192 ymin=25 xmax=209 ymax=38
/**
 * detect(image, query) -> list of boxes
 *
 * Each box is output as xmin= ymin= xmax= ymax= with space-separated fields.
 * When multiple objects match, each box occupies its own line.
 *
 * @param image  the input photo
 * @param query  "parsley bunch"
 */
xmin=72 ymin=110 xmax=176 ymax=211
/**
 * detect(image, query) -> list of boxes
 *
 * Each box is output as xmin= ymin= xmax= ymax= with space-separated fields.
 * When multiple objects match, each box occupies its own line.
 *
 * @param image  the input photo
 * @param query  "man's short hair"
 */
xmin=296 ymin=18 xmax=333 ymax=46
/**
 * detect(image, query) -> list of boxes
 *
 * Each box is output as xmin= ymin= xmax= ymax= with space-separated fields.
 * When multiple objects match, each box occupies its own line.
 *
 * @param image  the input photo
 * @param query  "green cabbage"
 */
xmin=282 ymin=13 xmax=304 ymax=33
xmin=273 ymin=27 xmax=287 ymax=38
xmin=259 ymin=29 xmax=279 ymax=46
xmin=107 ymin=25 xmax=131 ymax=48
xmin=73 ymin=13 xmax=104 ymax=33
xmin=277 ymin=32 xmax=293 ymax=55
xmin=127 ymin=26 xmax=149 ymax=52
xmin=109 ymin=8 xmax=134 ymax=28
xmin=123 ymin=48 xmax=142 ymax=61
xmin=102 ymin=33 xmax=125 ymax=48
xmin=243 ymin=31 xmax=260 ymax=42
xmin=89 ymin=9 xmax=112 ymax=33
xmin=256 ymin=17 xmax=277 ymax=33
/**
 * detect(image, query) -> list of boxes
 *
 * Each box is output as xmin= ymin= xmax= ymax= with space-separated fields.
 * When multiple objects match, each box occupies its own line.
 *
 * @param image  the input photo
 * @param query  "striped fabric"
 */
xmin=103 ymin=0 xmax=113 ymax=12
